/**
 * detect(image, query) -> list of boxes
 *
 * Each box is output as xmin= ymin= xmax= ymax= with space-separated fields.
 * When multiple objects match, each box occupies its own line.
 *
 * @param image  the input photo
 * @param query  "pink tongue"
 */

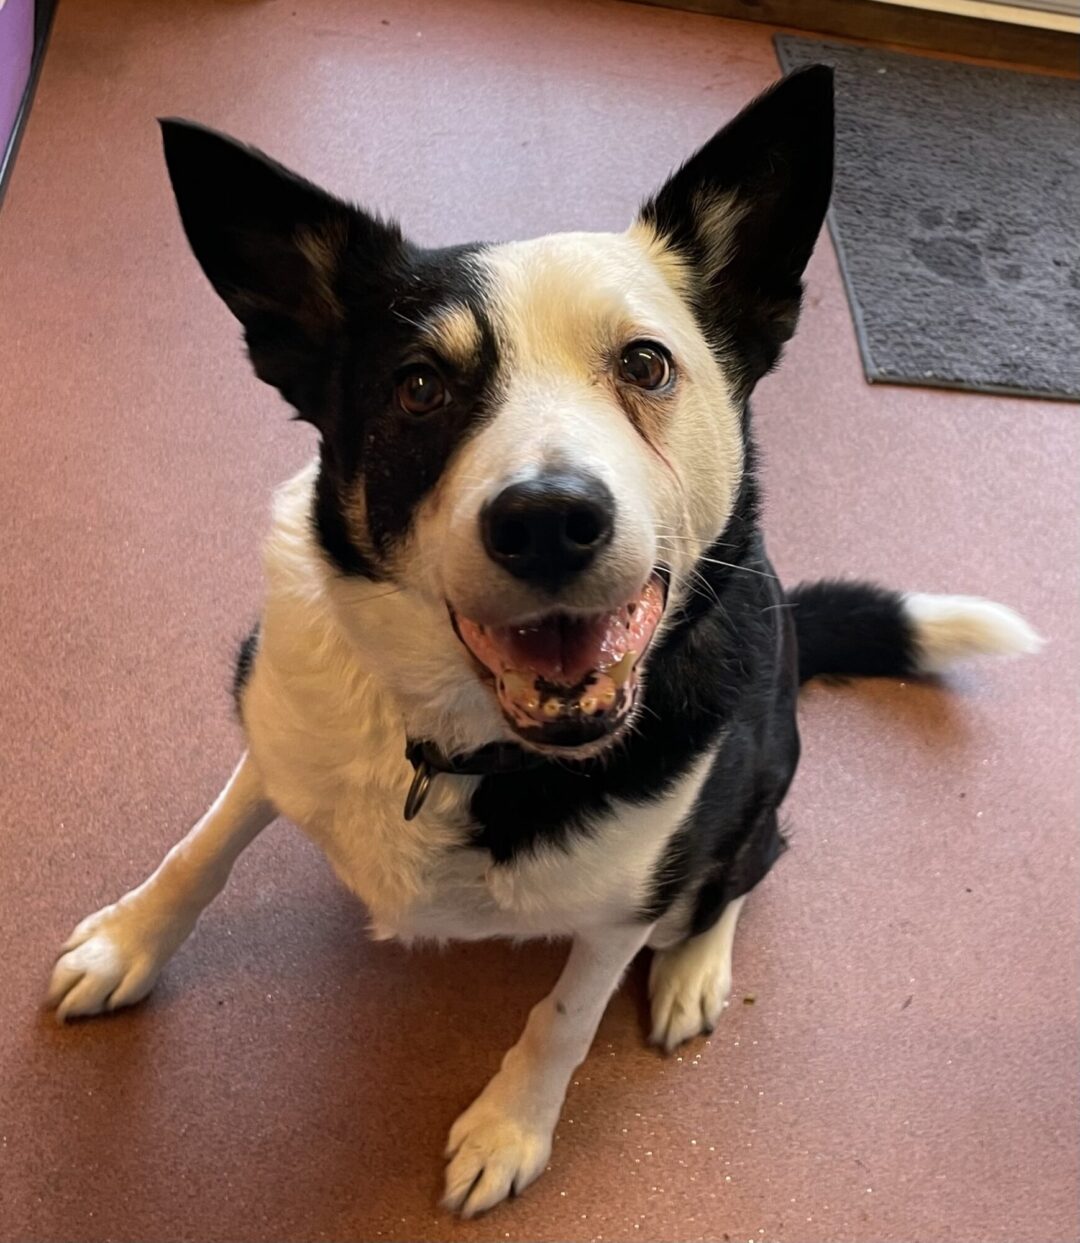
xmin=456 ymin=577 xmax=665 ymax=690
xmin=455 ymin=578 xmax=665 ymax=739
xmin=500 ymin=613 xmax=617 ymax=685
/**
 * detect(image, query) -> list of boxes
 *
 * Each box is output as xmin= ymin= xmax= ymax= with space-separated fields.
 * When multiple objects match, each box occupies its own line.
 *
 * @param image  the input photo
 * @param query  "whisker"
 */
xmin=686 ymin=567 xmax=721 ymax=610
xmin=350 ymin=587 xmax=406 ymax=607
xmin=652 ymin=527 xmax=742 ymax=552
xmin=654 ymin=540 xmax=774 ymax=585
xmin=690 ymin=556 xmax=777 ymax=580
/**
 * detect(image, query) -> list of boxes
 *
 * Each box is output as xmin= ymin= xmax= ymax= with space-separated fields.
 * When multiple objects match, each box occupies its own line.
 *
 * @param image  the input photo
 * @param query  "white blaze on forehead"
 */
xmin=469 ymin=226 xmax=744 ymax=498
xmin=404 ymin=225 xmax=747 ymax=630
xmin=466 ymin=230 xmax=695 ymax=526
xmin=475 ymin=230 xmax=701 ymax=372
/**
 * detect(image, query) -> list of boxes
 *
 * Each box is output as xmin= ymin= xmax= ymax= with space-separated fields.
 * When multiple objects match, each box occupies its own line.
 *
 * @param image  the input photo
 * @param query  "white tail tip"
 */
xmin=902 ymin=593 xmax=1044 ymax=675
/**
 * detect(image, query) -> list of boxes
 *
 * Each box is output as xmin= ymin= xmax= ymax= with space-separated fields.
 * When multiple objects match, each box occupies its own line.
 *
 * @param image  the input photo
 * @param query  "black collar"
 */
xmin=403 ymin=738 xmax=544 ymax=821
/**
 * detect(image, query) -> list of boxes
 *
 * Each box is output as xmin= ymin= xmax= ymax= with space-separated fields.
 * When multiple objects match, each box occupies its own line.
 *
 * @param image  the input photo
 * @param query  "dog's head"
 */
xmin=161 ymin=67 xmax=832 ymax=758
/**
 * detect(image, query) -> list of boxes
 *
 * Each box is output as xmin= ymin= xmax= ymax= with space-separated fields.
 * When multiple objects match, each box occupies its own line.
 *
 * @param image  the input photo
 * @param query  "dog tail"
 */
xmin=788 ymin=580 xmax=1042 ymax=685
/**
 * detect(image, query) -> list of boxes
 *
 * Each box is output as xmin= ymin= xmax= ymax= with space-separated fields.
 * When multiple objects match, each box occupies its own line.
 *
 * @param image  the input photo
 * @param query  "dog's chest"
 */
xmin=258 ymin=713 xmax=688 ymax=941
xmin=379 ymin=777 xmax=702 ymax=942
xmin=242 ymin=490 xmax=712 ymax=942
xmin=244 ymin=631 xmax=706 ymax=943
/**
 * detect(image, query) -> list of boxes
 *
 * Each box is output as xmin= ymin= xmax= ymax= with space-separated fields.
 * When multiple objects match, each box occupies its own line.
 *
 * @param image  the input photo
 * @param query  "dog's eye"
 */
xmin=617 ymin=341 xmax=673 ymax=391
xmin=396 ymin=366 xmax=448 ymax=416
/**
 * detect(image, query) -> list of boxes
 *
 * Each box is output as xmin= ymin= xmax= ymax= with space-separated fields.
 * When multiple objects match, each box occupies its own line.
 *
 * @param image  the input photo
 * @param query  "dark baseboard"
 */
xmin=635 ymin=0 xmax=1079 ymax=72
xmin=0 ymin=0 xmax=60 ymax=211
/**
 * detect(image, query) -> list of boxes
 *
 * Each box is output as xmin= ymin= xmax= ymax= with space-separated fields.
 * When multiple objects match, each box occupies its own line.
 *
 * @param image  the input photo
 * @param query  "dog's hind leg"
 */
xmin=648 ymin=894 xmax=747 ymax=1053
xmin=46 ymin=751 xmax=276 ymax=1021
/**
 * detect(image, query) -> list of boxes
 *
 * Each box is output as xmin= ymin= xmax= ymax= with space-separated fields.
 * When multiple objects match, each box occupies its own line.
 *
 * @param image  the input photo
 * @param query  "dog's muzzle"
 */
xmin=450 ymin=572 xmax=667 ymax=753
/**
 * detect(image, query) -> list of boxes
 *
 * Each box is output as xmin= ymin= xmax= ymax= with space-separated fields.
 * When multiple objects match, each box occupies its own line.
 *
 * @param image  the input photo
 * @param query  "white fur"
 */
xmin=408 ymin=229 xmax=745 ymax=632
xmin=903 ymin=592 xmax=1044 ymax=675
xmin=443 ymin=921 xmax=652 ymax=1217
xmin=48 ymin=460 xmax=721 ymax=1214
xmin=649 ymin=894 xmax=746 ymax=1052
xmin=45 ymin=218 xmax=1042 ymax=1218
xmin=48 ymin=754 xmax=274 ymax=1019
xmin=255 ymin=464 xmax=722 ymax=941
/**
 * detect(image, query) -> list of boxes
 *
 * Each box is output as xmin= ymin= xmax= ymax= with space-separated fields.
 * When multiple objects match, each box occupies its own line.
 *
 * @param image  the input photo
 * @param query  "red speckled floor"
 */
xmin=1 ymin=2 xmax=1077 ymax=1240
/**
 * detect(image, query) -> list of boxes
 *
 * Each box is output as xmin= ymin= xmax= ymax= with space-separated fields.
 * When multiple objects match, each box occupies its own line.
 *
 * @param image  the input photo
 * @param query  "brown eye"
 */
xmin=396 ymin=365 xmax=448 ymax=416
xmin=618 ymin=341 xmax=673 ymax=391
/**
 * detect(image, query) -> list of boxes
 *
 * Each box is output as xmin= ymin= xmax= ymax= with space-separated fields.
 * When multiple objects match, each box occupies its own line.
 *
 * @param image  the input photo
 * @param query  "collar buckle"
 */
xmin=402 ymin=737 xmax=544 ymax=821
xmin=403 ymin=752 xmax=435 ymax=822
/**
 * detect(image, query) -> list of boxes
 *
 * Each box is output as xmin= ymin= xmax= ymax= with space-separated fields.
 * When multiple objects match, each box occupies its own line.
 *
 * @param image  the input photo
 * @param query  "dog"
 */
xmin=47 ymin=67 xmax=1040 ymax=1217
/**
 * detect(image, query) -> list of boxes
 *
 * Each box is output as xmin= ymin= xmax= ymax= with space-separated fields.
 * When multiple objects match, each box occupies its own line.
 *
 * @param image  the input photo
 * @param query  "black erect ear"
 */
xmin=159 ymin=118 xmax=403 ymax=421
xmin=639 ymin=66 xmax=834 ymax=394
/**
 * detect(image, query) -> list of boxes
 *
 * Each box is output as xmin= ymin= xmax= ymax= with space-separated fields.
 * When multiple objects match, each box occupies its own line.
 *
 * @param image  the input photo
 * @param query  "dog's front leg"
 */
xmin=47 ymin=751 xmax=276 ymax=1020
xmin=443 ymin=920 xmax=653 ymax=1217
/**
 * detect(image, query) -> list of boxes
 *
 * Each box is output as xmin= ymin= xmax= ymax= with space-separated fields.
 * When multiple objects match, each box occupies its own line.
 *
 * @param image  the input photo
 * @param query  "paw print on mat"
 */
xmin=910 ymin=207 xmax=1026 ymax=288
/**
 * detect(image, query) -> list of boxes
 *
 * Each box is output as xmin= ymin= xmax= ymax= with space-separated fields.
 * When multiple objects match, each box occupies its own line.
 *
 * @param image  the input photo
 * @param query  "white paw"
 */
xmin=47 ymin=899 xmax=193 ymax=1021
xmin=649 ymin=939 xmax=732 ymax=1053
xmin=442 ymin=1070 xmax=558 ymax=1217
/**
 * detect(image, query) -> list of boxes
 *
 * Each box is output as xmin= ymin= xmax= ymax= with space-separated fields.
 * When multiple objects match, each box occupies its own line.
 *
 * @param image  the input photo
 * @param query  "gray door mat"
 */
xmin=774 ymin=36 xmax=1080 ymax=402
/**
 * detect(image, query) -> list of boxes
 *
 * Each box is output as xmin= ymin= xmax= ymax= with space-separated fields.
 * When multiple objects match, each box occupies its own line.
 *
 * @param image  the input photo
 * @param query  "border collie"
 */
xmin=47 ymin=67 xmax=1039 ymax=1216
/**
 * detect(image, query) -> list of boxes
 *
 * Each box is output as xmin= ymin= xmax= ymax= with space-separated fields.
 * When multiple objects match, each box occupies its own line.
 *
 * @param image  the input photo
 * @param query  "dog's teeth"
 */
xmin=607 ymin=651 xmax=637 ymax=688
xmin=503 ymin=671 xmax=531 ymax=698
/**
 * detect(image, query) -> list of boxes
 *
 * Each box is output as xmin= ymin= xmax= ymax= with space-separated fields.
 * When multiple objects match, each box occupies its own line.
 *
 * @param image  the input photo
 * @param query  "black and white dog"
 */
xmin=48 ymin=68 xmax=1038 ymax=1216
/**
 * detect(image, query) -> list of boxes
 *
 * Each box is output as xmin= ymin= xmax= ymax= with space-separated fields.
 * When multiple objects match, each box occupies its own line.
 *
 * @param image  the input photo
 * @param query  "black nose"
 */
xmin=481 ymin=471 xmax=615 ymax=589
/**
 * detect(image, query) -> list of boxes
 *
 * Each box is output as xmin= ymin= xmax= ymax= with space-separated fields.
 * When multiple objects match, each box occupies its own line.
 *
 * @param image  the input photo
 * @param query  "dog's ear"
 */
xmin=638 ymin=65 xmax=833 ymax=394
xmin=160 ymin=118 xmax=403 ymax=422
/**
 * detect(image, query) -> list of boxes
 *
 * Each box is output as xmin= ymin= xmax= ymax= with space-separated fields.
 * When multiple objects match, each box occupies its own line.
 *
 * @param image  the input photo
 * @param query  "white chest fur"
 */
xmin=240 ymin=464 xmax=712 ymax=944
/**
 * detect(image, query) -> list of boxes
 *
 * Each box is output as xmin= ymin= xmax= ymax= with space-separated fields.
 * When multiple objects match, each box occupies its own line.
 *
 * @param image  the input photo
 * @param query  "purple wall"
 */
xmin=1 ymin=0 xmax=34 ymax=161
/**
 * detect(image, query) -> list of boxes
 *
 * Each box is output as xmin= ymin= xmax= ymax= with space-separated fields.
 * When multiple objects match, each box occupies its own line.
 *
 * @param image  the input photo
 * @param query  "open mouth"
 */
xmin=450 ymin=572 xmax=667 ymax=753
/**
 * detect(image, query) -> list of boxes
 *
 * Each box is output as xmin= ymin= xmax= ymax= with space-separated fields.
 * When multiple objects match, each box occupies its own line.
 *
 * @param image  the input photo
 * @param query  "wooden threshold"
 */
xmin=634 ymin=0 xmax=1079 ymax=71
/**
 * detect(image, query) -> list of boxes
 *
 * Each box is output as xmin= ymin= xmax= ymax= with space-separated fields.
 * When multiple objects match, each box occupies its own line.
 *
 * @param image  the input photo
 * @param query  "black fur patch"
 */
xmin=160 ymin=120 xmax=504 ymax=577
xmin=787 ymin=579 xmax=916 ymax=683
xmin=337 ymin=246 xmax=503 ymax=560
xmin=639 ymin=66 xmax=833 ymax=396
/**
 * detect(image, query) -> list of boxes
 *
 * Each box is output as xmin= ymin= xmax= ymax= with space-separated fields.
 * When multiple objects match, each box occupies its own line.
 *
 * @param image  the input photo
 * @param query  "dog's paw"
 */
xmin=47 ymin=898 xmax=193 ymax=1021
xmin=442 ymin=1071 xmax=558 ymax=1217
xmin=648 ymin=937 xmax=732 ymax=1053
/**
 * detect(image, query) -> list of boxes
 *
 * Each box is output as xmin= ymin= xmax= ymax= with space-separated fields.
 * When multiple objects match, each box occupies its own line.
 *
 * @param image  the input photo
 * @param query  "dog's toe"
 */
xmin=648 ymin=899 xmax=746 ymax=1053
xmin=443 ymin=1121 xmax=549 ymax=1218
xmin=442 ymin=1082 xmax=554 ymax=1217
xmin=50 ymin=940 xmax=123 ymax=1018
xmin=47 ymin=901 xmax=183 ymax=1021
xmin=648 ymin=942 xmax=731 ymax=1053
